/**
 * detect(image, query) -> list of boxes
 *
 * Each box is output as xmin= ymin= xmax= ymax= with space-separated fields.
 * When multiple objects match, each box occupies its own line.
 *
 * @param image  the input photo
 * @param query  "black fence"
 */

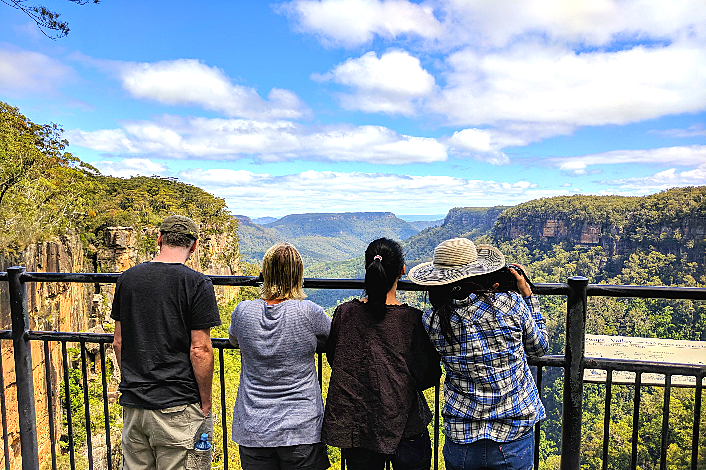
xmin=1 ymin=267 xmax=705 ymax=470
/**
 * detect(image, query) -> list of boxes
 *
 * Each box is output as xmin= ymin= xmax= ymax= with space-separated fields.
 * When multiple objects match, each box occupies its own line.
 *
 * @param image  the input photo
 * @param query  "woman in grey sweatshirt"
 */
xmin=228 ymin=243 xmax=331 ymax=470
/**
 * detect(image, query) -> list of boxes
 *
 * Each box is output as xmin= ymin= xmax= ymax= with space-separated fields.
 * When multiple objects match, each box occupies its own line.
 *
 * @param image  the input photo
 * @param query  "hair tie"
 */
xmin=373 ymin=255 xmax=383 ymax=262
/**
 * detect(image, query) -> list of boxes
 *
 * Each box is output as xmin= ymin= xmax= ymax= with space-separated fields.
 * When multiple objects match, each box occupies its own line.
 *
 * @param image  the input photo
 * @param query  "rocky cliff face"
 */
xmin=0 ymin=233 xmax=93 ymax=470
xmin=443 ymin=206 xmax=509 ymax=232
xmin=494 ymin=209 xmax=706 ymax=266
xmin=0 ymin=227 xmax=239 ymax=470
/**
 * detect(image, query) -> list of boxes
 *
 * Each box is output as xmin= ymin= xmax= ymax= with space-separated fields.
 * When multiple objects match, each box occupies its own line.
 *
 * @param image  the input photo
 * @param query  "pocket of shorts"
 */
xmin=185 ymin=448 xmax=212 ymax=470
xmin=158 ymin=404 xmax=189 ymax=424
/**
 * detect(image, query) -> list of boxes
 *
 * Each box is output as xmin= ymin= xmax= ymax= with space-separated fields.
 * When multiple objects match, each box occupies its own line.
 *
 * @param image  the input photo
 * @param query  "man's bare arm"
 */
xmin=190 ymin=328 xmax=214 ymax=416
xmin=112 ymin=321 xmax=122 ymax=369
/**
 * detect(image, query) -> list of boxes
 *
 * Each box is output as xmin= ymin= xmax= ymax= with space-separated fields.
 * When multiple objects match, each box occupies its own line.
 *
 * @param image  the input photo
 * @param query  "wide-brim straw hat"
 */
xmin=407 ymin=238 xmax=505 ymax=286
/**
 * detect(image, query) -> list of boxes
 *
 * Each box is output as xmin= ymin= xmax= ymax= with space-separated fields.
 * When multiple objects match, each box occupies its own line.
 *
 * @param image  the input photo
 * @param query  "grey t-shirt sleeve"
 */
xmin=228 ymin=301 xmax=243 ymax=348
xmin=306 ymin=301 xmax=331 ymax=347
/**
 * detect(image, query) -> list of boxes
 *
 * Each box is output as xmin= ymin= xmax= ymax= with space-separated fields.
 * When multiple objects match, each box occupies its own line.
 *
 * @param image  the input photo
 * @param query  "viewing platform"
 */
xmin=0 ymin=268 xmax=704 ymax=470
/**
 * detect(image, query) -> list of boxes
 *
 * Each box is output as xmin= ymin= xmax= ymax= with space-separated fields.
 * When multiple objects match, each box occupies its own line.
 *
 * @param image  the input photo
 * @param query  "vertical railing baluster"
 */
xmin=659 ymin=374 xmax=671 ymax=470
xmin=44 ymin=341 xmax=58 ymax=470
xmin=630 ymin=372 xmax=642 ymax=470
xmin=318 ymin=352 xmax=323 ymax=390
xmin=8 ymin=266 xmax=39 ymax=470
xmin=99 ymin=344 xmax=112 ymax=470
xmin=560 ymin=276 xmax=588 ymax=470
xmin=692 ymin=374 xmax=703 ymax=470
xmin=80 ymin=341 xmax=94 ymax=470
xmin=434 ymin=382 xmax=440 ymax=470
xmin=534 ymin=365 xmax=543 ymax=470
xmin=62 ymin=341 xmax=76 ymax=470
xmin=0 ymin=342 xmax=11 ymax=470
xmin=219 ymin=347 xmax=229 ymax=470
xmin=602 ymin=369 xmax=612 ymax=470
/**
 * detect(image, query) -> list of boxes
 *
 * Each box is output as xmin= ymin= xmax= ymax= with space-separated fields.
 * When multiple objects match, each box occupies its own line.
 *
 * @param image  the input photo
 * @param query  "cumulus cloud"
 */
xmin=432 ymin=42 xmax=706 ymax=129
xmin=67 ymin=116 xmax=448 ymax=164
xmin=0 ymin=46 xmax=75 ymax=97
xmin=93 ymin=158 xmax=170 ymax=178
xmin=177 ymin=167 xmax=549 ymax=215
xmin=277 ymin=0 xmax=706 ymax=49
xmin=313 ymin=50 xmax=436 ymax=115
xmin=118 ymin=59 xmax=308 ymax=120
xmin=276 ymin=0 xmax=443 ymax=47
xmin=598 ymin=164 xmax=706 ymax=193
xmin=552 ymin=145 xmax=706 ymax=175
xmin=445 ymin=128 xmax=509 ymax=165
xmin=279 ymin=0 xmax=706 ymax=142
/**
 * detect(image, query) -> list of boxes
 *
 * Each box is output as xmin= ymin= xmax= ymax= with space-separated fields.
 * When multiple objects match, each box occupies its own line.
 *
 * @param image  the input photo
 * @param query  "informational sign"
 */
xmin=584 ymin=335 xmax=706 ymax=387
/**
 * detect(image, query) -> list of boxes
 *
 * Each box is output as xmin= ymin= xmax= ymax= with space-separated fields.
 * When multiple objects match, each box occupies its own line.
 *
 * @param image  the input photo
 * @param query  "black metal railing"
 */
xmin=0 ymin=267 xmax=705 ymax=470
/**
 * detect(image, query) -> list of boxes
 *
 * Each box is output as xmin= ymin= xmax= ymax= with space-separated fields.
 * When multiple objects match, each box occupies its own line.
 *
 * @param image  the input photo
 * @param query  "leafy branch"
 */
xmin=0 ymin=0 xmax=99 ymax=39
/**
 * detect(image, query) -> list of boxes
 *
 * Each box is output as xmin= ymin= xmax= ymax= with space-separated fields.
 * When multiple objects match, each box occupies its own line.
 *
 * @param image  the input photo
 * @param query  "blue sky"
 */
xmin=1 ymin=0 xmax=705 ymax=218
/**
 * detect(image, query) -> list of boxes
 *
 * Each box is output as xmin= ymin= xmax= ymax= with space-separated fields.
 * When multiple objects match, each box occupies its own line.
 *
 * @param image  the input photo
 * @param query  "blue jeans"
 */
xmin=443 ymin=430 xmax=534 ymax=470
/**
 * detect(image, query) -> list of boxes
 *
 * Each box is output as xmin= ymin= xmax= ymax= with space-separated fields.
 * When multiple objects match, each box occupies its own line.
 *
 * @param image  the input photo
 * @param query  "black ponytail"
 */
xmin=364 ymin=238 xmax=404 ymax=321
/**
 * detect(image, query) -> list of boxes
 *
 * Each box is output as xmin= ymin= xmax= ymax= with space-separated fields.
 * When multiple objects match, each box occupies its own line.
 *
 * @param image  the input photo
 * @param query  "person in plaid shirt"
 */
xmin=409 ymin=238 xmax=547 ymax=470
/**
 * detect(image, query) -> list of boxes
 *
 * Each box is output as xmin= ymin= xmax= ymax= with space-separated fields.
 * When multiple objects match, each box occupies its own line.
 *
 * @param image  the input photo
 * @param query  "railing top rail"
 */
xmin=586 ymin=283 xmax=706 ymax=300
xmin=4 ymin=270 xmax=706 ymax=300
xmin=583 ymin=356 xmax=706 ymax=376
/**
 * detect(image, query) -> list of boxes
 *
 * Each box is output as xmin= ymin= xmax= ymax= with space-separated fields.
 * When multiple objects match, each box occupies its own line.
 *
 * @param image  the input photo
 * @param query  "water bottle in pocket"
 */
xmin=187 ymin=433 xmax=212 ymax=470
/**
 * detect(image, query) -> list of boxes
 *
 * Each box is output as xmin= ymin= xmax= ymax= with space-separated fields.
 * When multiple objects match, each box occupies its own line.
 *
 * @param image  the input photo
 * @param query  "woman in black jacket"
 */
xmin=322 ymin=237 xmax=442 ymax=470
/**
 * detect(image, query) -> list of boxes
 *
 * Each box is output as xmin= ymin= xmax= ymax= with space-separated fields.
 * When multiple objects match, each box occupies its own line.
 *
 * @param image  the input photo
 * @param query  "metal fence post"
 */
xmin=560 ymin=276 xmax=588 ymax=470
xmin=8 ymin=266 xmax=40 ymax=470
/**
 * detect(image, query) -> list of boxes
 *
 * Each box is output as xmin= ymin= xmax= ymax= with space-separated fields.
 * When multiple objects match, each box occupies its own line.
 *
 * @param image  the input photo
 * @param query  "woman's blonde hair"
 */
xmin=260 ymin=243 xmax=306 ymax=301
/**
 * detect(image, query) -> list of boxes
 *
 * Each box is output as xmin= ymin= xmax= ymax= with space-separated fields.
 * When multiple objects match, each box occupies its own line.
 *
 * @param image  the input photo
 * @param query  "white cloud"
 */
xmin=276 ymin=0 xmax=443 ymax=47
xmin=279 ymin=0 xmax=706 ymax=143
xmin=651 ymin=124 xmax=706 ymax=138
xmin=177 ymin=167 xmax=550 ymax=216
xmin=599 ymin=164 xmax=706 ymax=192
xmin=93 ymin=158 xmax=170 ymax=178
xmin=67 ymin=116 xmax=448 ymax=164
xmin=432 ymin=42 xmax=706 ymax=129
xmin=118 ymin=59 xmax=308 ymax=120
xmin=552 ymin=145 xmax=706 ymax=174
xmin=445 ymin=128 xmax=509 ymax=165
xmin=277 ymin=0 xmax=706 ymax=49
xmin=0 ymin=46 xmax=75 ymax=97
xmin=314 ymin=50 xmax=436 ymax=115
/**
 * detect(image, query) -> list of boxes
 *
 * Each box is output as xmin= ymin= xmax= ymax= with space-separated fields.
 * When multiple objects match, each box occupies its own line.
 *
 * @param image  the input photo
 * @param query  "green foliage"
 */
xmin=238 ymin=212 xmax=419 ymax=265
xmin=404 ymin=206 xmax=508 ymax=264
xmin=1 ymin=0 xmax=100 ymax=39
xmin=81 ymin=175 xmax=238 ymax=262
xmin=0 ymin=101 xmax=99 ymax=252
xmin=58 ymin=346 xmax=120 ymax=470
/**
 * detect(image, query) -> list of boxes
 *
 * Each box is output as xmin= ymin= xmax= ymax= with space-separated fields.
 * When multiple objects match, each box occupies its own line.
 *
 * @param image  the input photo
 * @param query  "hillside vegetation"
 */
xmin=1 ymin=101 xmax=239 ymax=262
xmin=404 ymin=206 xmax=509 ymax=264
xmin=237 ymin=212 xmax=419 ymax=264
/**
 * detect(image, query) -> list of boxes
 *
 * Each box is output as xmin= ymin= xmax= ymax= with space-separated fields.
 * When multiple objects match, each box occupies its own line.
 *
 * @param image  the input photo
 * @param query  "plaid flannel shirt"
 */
xmin=423 ymin=292 xmax=548 ymax=444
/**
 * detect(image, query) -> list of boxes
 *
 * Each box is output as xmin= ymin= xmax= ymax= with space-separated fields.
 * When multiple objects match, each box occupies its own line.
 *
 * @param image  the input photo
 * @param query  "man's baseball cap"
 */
xmin=159 ymin=215 xmax=199 ymax=239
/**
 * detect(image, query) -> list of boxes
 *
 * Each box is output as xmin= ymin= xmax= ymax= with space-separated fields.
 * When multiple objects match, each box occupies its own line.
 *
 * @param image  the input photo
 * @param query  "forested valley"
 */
xmin=2 ymin=101 xmax=705 ymax=469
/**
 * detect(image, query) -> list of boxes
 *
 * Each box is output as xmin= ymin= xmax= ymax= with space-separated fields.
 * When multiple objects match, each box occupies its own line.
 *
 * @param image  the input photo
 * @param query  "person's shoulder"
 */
xmin=333 ymin=299 xmax=363 ymax=315
xmin=167 ymin=263 xmax=213 ymax=285
xmin=118 ymin=261 xmax=154 ymax=278
xmin=299 ymin=299 xmax=326 ymax=313
xmin=396 ymin=303 xmax=424 ymax=314
xmin=235 ymin=299 xmax=262 ymax=311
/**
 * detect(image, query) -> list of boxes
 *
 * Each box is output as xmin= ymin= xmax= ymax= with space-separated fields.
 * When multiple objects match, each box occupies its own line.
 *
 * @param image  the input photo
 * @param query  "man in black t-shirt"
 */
xmin=112 ymin=215 xmax=221 ymax=470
